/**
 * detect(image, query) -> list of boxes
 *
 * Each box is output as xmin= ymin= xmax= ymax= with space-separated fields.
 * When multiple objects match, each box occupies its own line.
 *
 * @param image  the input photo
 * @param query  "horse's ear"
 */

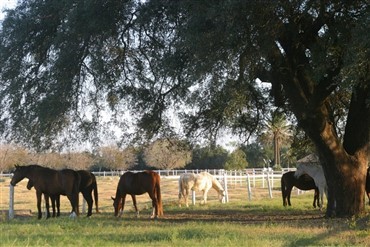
xmin=111 ymin=196 xmax=115 ymax=201
xmin=15 ymin=164 xmax=19 ymax=169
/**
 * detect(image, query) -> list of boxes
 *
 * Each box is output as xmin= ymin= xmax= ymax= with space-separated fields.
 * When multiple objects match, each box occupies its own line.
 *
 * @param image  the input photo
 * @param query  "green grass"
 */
xmin=1 ymin=198 xmax=369 ymax=247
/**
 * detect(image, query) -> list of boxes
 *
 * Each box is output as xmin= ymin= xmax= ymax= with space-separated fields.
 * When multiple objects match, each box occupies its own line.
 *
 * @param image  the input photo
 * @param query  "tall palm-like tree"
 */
xmin=261 ymin=110 xmax=292 ymax=170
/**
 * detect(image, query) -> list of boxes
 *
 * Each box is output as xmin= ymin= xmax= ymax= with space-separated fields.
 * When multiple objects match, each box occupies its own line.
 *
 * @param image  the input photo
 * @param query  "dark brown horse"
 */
xmin=112 ymin=171 xmax=163 ymax=218
xmin=10 ymin=164 xmax=80 ymax=219
xmin=27 ymin=170 xmax=100 ymax=217
xmin=281 ymin=171 xmax=319 ymax=207
xmin=366 ymin=167 xmax=370 ymax=205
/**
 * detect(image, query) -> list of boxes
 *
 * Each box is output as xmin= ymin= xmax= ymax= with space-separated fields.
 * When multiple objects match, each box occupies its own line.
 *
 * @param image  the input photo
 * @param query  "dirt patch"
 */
xmin=159 ymin=209 xmax=325 ymax=226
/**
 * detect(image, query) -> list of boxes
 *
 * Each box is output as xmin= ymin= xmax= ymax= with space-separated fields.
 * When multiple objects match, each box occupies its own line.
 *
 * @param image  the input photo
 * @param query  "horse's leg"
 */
xmin=313 ymin=188 xmax=319 ymax=208
xmin=184 ymin=188 xmax=189 ymax=207
xmin=286 ymin=185 xmax=293 ymax=206
xmin=44 ymin=194 xmax=51 ymax=219
xmin=56 ymin=195 xmax=60 ymax=217
xmin=119 ymin=194 xmax=126 ymax=217
xmin=83 ymin=190 xmax=93 ymax=217
xmin=202 ymin=189 xmax=209 ymax=204
xmin=148 ymin=193 xmax=158 ymax=219
xmin=36 ymin=191 xmax=42 ymax=219
xmin=50 ymin=195 xmax=56 ymax=217
xmin=131 ymin=195 xmax=140 ymax=218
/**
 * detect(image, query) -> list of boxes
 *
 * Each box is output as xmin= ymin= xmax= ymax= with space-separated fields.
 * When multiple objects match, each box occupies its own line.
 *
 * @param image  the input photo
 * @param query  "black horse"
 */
xmin=10 ymin=164 xmax=80 ymax=219
xmin=112 ymin=171 xmax=163 ymax=218
xmin=27 ymin=170 xmax=99 ymax=217
xmin=281 ymin=171 xmax=319 ymax=207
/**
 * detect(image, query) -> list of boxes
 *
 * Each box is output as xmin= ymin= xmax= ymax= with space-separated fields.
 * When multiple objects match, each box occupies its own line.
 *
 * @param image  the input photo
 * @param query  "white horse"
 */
xmin=294 ymin=163 xmax=327 ymax=209
xmin=192 ymin=172 xmax=225 ymax=205
xmin=178 ymin=173 xmax=196 ymax=207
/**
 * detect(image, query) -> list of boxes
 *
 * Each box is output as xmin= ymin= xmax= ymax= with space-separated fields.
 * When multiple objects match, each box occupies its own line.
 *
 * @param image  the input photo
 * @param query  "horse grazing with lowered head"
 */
xmin=192 ymin=172 xmax=225 ymax=205
xmin=27 ymin=170 xmax=100 ymax=217
xmin=10 ymin=164 xmax=80 ymax=219
xmin=294 ymin=163 xmax=327 ymax=210
xmin=112 ymin=171 xmax=163 ymax=219
xmin=281 ymin=171 xmax=319 ymax=207
xmin=178 ymin=173 xmax=196 ymax=207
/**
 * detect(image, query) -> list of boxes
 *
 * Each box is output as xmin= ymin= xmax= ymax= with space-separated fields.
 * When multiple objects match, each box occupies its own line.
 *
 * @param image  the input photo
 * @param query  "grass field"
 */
xmin=1 ymin=176 xmax=369 ymax=246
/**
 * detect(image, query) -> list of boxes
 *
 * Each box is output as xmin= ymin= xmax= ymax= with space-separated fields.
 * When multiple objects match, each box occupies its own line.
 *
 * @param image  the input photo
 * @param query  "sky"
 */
xmin=0 ymin=0 xmax=250 ymax=152
xmin=0 ymin=0 xmax=16 ymax=21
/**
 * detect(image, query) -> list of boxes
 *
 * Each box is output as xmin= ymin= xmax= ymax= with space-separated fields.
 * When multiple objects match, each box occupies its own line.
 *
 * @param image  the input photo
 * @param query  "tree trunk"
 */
xmin=304 ymin=116 xmax=368 ymax=217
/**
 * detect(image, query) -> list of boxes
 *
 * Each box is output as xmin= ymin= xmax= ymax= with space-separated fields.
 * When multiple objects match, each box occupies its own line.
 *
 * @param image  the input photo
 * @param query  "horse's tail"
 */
xmin=92 ymin=174 xmax=99 ymax=213
xmin=156 ymin=175 xmax=163 ymax=216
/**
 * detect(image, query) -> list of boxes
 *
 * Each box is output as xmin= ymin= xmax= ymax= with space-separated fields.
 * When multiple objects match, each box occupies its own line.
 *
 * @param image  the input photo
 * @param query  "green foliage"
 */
xmin=188 ymin=145 xmax=228 ymax=169
xmin=224 ymin=148 xmax=248 ymax=170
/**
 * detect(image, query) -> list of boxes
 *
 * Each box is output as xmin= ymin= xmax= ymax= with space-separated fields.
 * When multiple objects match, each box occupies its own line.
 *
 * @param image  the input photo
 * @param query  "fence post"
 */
xmin=191 ymin=190 xmax=196 ymax=205
xmin=252 ymin=169 xmax=255 ymax=187
xmin=223 ymin=173 xmax=228 ymax=203
xmin=267 ymin=172 xmax=273 ymax=198
xmin=9 ymin=185 xmax=14 ymax=219
xmin=246 ymin=173 xmax=252 ymax=201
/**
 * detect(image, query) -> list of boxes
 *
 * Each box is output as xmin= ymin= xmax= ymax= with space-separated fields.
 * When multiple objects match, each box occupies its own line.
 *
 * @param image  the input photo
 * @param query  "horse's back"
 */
xmin=119 ymin=171 xmax=159 ymax=195
xmin=193 ymin=172 xmax=213 ymax=190
xmin=78 ymin=170 xmax=95 ymax=190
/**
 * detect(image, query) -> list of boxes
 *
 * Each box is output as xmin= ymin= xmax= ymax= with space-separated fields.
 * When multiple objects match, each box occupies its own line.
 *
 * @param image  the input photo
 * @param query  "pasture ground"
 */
xmin=0 ymin=176 xmax=369 ymax=246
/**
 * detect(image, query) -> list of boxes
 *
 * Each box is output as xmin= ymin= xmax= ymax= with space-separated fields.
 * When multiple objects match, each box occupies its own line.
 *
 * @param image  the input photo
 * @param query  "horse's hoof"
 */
xmin=69 ymin=212 xmax=77 ymax=218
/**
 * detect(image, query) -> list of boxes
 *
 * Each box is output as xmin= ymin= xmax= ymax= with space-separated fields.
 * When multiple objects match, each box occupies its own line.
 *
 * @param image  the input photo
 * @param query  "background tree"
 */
xmin=224 ymin=148 xmax=248 ymax=170
xmin=188 ymin=145 xmax=228 ymax=170
xmin=259 ymin=110 xmax=292 ymax=170
xmin=0 ymin=144 xmax=28 ymax=172
xmin=143 ymin=138 xmax=192 ymax=170
xmin=0 ymin=1 xmax=368 ymax=217
xmin=97 ymin=145 xmax=136 ymax=171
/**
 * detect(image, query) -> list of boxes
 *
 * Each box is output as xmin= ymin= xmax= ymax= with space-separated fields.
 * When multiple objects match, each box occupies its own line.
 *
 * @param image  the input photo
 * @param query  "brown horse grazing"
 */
xmin=281 ymin=171 xmax=319 ymax=208
xmin=366 ymin=167 xmax=370 ymax=205
xmin=10 ymin=164 xmax=80 ymax=219
xmin=27 ymin=170 xmax=100 ymax=217
xmin=112 ymin=171 xmax=163 ymax=218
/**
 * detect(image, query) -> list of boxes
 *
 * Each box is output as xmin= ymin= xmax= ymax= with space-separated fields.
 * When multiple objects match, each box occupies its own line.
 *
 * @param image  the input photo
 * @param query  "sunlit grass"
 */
xmin=1 ymin=176 xmax=369 ymax=246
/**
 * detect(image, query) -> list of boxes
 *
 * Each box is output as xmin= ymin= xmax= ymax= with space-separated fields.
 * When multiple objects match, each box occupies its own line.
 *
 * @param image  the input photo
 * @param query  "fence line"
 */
xmin=5 ymin=168 xmax=298 ymax=219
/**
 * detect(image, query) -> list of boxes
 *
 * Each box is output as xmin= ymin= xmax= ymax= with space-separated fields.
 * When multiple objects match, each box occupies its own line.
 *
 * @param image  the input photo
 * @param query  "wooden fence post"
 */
xmin=223 ymin=173 xmax=228 ymax=203
xmin=267 ymin=172 xmax=273 ymax=198
xmin=9 ymin=185 xmax=14 ymax=219
xmin=191 ymin=190 xmax=196 ymax=206
xmin=247 ymin=173 xmax=252 ymax=201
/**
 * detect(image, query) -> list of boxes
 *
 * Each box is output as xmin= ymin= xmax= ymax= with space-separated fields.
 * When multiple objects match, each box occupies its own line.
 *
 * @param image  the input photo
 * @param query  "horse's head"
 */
xmin=218 ymin=190 xmax=226 ymax=203
xmin=111 ymin=196 xmax=123 ymax=217
xmin=26 ymin=180 xmax=34 ymax=190
xmin=10 ymin=165 xmax=27 ymax=186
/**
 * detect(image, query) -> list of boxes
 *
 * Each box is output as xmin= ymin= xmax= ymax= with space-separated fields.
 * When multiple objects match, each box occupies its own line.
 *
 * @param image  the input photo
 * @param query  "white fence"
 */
xmin=4 ymin=168 xmax=297 ymax=219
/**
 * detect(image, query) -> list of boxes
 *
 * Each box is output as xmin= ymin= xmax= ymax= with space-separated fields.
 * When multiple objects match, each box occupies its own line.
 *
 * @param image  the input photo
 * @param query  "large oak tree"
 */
xmin=0 ymin=1 xmax=369 ymax=217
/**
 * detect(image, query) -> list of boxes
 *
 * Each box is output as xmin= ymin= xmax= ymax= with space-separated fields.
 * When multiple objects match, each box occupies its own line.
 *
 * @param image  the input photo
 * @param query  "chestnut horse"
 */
xmin=27 ymin=170 xmax=99 ymax=217
xmin=112 ymin=171 xmax=163 ymax=218
xmin=10 ymin=164 xmax=80 ymax=219
xmin=281 ymin=171 xmax=319 ymax=207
